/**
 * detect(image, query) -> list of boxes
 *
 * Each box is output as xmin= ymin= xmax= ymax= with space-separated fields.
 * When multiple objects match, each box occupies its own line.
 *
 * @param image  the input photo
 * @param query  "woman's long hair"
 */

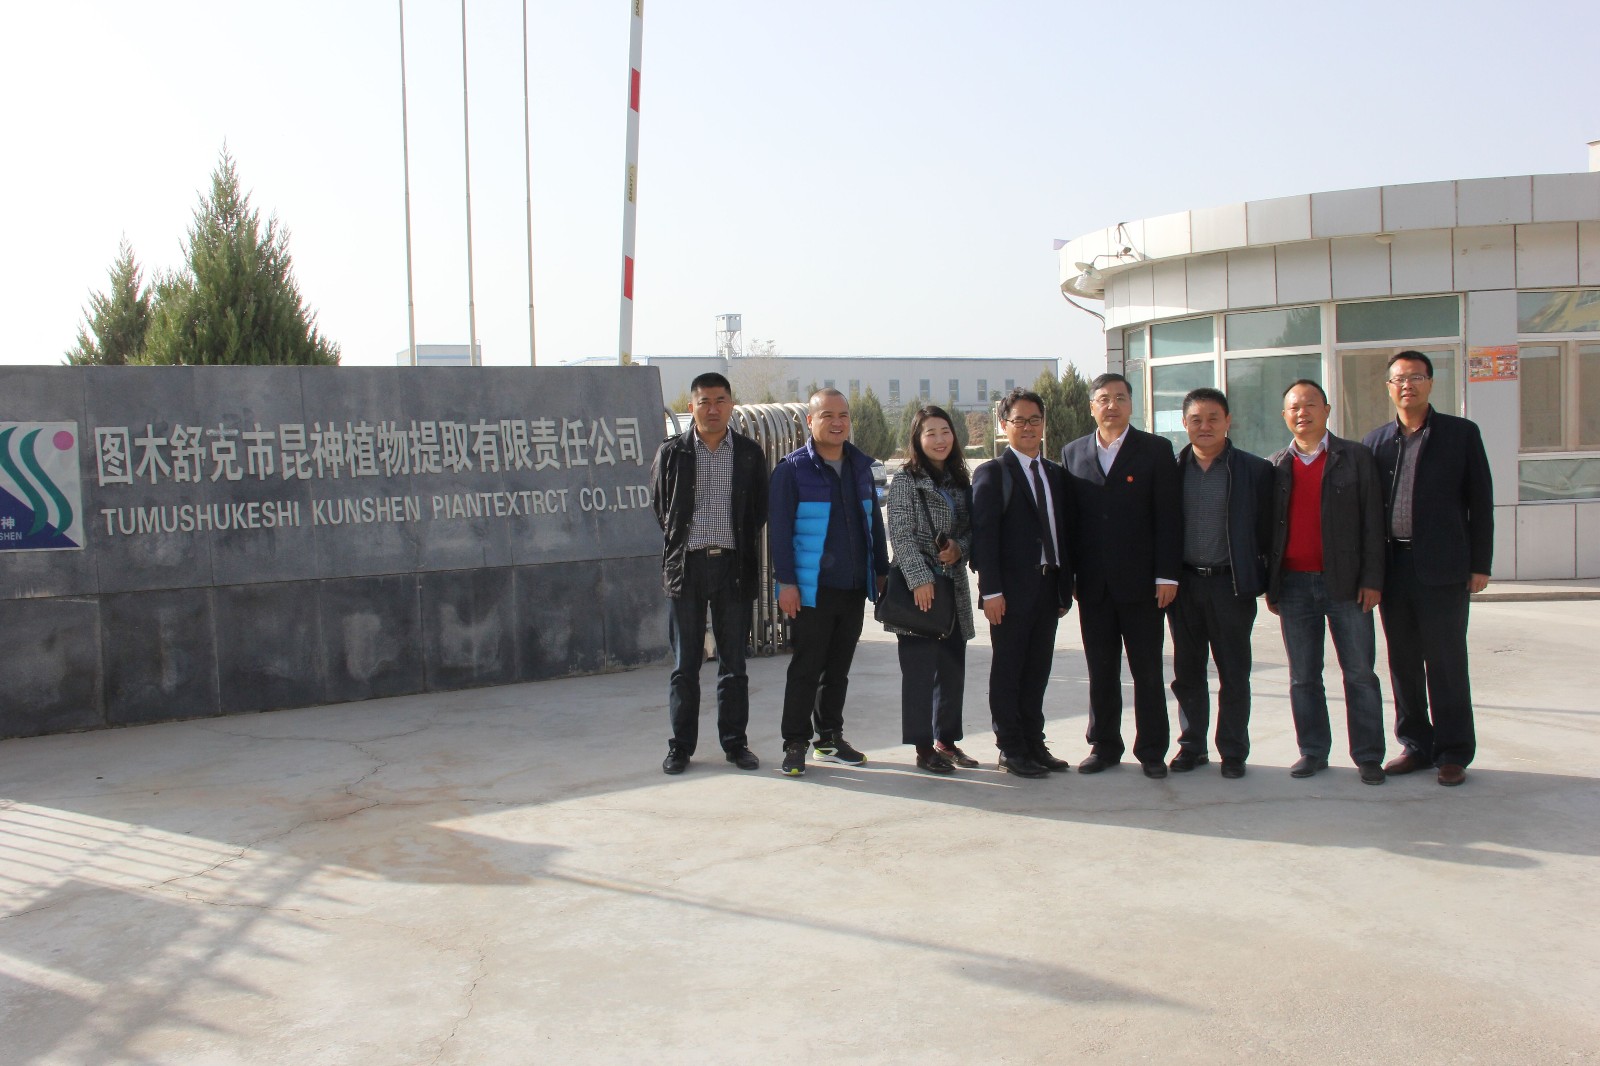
xmin=902 ymin=405 xmax=970 ymax=488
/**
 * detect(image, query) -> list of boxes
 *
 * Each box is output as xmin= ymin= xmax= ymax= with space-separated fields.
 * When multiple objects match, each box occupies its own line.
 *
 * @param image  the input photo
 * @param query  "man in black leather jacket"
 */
xmin=649 ymin=373 xmax=769 ymax=775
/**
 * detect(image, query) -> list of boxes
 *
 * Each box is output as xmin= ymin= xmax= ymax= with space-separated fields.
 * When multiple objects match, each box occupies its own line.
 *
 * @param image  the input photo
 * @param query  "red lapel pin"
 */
xmin=1126 ymin=475 xmax=1134 ymax=483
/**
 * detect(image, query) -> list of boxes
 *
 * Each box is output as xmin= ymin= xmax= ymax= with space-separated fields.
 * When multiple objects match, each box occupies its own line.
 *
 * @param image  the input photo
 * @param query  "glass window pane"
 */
xmin=1337 ymin=350 xmax=1391 ymax=438
xmin=1150 ymin=317 xmax=1215 ymax=357
xmin=1151 ymin=361 xmax=1215 ymax=447
xmin=1126 ymin=328 xmax=1146 ymax=360
xmin=1519 ymin=345 xmax=1564 ymax=451
xmin=1581 ymin=344 xmax=1600 ymax=448
xmin=1225 ymin=353 xmax=1323 ymax=458
xmin=1225 ymin=307 xmax=1321 ymax=351
xmin=1126 ymin=361 xmax=1146 ymax=431
xmin=1519 ymin=457 xmax=1600 ymax=501
xmin=1336 ymin=296 xmax=1460 ymax=343
xmin=1518 ymin=290 xmax=1600 ymax=334
xmin=1427 ymin=350 xmax=1459 ymax=418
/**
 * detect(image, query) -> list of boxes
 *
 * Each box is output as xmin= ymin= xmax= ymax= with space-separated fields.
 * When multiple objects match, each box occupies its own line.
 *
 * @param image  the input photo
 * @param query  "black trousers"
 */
xmin=1168 ymin=572 xmax=1257 ymax=761
xmin=1378 ymin=544 xmax=1476 ymax=767
xmin=780 ymin=585 xmax=866 ymax=744
xmin=898 ymin=633 xmax=967 ymax=747
xmin=1079 ymin=593 xmax=1170 ymax=765
xmin=987 ymin=573 xmax=1060 ymax=756
xmin=667 ymin=549 xmax=750 ymax=755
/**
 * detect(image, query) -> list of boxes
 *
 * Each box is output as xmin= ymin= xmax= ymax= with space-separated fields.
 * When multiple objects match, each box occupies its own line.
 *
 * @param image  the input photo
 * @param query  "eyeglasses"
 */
xmin=1091 ymin=395 xmax=1130 ymax=408
xmin=1003 ymin=416 xmax=1044 ymax=427
xmin=1386 ymin=374 xmax=1430 ymax=387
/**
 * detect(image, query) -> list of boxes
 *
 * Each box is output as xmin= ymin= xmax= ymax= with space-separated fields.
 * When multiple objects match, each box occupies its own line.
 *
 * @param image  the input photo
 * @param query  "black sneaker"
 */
xmin=725 ymin=747 xmax=760 ymax=771
xmin=662 ymin=745 xmax=689 ymax=775
xmin=780 ymin=742 xmax=807 ymax=777
xmin=814 ymin=736 xmax=866 ymax=766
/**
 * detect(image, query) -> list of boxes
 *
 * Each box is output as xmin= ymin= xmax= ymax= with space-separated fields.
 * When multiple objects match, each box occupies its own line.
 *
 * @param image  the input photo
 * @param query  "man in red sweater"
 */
xmin=1266 ymin=380 xmax=1388 ymax=784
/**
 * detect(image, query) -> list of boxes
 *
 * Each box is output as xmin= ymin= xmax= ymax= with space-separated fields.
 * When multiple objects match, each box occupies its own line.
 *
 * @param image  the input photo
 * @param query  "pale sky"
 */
xmin=1 ymin=0 xmax=1594 ymax=373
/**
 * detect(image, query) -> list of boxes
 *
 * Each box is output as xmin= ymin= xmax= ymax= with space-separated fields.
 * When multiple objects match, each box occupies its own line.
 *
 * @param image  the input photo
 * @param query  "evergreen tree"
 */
xmin=64 ymin=238 xmax=150 ymax=365
xmin=1034 ymin=364 xmax=1094 ymax=452
xmin=848 ymin=387 xmax=895 ymax=459
xmin=144 ymin=150 xmax=339 ymax=366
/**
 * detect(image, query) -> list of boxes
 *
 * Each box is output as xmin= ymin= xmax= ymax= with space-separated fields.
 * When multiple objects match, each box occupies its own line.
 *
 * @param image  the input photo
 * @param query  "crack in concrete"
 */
xmin=429 ymin=937 xmax=491 ymax=1066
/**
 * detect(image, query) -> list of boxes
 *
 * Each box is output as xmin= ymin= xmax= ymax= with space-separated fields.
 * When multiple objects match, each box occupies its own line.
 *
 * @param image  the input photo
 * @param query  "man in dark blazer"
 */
xmin=1060 ymin=372 xmax=1182 ymax=778
xmin=1362 ymin=351 xmax=1493 ymax=787
xmin=971 ymin=387 xmax=1074 ymax=778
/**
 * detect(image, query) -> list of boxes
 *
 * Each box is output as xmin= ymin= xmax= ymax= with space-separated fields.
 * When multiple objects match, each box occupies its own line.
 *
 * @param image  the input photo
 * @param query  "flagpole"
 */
xmin=398 ymin=0 xmax=418 ymax=365
xmin=461 ymin=0 xmax=480 ymax=365
xmin=522 ymin=0 xmax=537 ymax=365
xmin=617 ymin=0 xmax=643 ymax=365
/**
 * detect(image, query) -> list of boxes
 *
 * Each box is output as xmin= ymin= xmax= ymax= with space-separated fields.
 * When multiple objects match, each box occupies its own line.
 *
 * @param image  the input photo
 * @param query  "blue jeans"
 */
xmin=1276 ymin=571 xmax=1385 ymax=765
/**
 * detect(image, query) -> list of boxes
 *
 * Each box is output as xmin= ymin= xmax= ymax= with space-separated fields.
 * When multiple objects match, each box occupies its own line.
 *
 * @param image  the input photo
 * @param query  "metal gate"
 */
xmin=728 ymin=402 xmax=810 ymax=655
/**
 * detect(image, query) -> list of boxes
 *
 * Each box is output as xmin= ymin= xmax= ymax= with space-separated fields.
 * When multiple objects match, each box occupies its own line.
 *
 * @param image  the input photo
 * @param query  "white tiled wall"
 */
xmin=1383 ymin=181 xmax=1457 ymax=231
xmin=1151 ymin=260 xmax=1186 ymax=320
xmin=1389 ymin=229 xmax=1454 ymax=294
xmin=1191 ymin=204 xmax=1247 ymax=254
xmin=1580 ymin=221 xmax=1600 ymax=285
xmin=1578 ymin=504 xmax=1600 ymax=578
xmin=1312 ymin=187 xmax=1383 ymax=238
xmin=1492 ymin=505 xmax=1517 ymax=579
xmin=1453 ymin=226 xmax=1516 ymax=291
xmin=1532 ymin=173 xmax=1600 ymax=223
xmin=1330 ymin=236 xmax=1391 ymax=299
xmin=1186 ymin=253 xmax=1228 ymax=312
xmin=1226 ymin=247 xmax=1276 ymax=308
xmin=1457 ymin=176 xmax=1532 ymax=226
xmin=1516 ymin=504 xmax=1577 ymax=579
xmin=1275 ymin=241 xmax=1332 ymax=303
xmin=1247 ymin=195 xmax=1311 ymax=245
xmin=1515 ymin=223 xmax=1579 ymax=288
xmin=1143 ymin=211 xmax=1192 ymax=259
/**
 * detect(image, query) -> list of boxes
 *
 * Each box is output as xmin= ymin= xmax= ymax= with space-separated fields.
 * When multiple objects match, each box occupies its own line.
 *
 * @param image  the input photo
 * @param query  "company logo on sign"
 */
xmin=0 ymin=423 xmax=85 ymax=551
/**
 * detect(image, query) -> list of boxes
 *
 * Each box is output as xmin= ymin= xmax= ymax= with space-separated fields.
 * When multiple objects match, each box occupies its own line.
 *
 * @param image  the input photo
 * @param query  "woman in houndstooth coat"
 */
xmin=884 ymin=405 xmax=977 ymax=774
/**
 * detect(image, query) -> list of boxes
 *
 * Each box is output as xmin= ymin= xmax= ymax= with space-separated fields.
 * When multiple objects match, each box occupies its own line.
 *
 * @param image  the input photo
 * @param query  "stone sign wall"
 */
xmin=0 ymin=365 xmax=669 ymax=739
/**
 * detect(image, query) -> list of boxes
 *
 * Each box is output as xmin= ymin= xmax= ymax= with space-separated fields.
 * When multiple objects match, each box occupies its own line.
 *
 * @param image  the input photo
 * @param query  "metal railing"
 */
xmin=729 ymin=402 xmax=810 ymax=655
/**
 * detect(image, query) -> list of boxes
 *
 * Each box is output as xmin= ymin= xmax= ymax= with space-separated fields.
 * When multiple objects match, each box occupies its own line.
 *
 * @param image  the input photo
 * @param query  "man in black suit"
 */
xmin=971 ymin=387 xmax=1074 ymax=778
xmin=1060 ymin=372 xmax=1182 ymax=778
xmin=1362 ymin=351 xmax=1493 ymax=787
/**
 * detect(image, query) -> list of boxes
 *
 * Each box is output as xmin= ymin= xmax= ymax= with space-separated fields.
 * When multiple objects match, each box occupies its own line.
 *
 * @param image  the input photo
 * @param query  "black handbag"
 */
xmin=875 ymin=484 xmax=957 ymax=639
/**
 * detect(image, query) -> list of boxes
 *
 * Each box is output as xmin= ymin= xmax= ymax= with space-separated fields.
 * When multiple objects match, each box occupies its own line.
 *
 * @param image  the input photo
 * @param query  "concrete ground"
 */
xmin=2 ymin=589 xmax=1598 ymax=1065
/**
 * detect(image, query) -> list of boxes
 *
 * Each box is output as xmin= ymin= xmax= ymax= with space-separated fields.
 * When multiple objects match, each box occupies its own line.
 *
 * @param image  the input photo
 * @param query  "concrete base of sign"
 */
xmin=0 ymin=556 xmax=666 ymax=738
xmin=1 ymin=595 xmax=1596 ymax=1063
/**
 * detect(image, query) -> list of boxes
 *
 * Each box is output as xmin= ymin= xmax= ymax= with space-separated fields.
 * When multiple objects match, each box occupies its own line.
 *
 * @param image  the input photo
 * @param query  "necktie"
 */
xmin=1031 ymin=460 xmax=1058 ymax=567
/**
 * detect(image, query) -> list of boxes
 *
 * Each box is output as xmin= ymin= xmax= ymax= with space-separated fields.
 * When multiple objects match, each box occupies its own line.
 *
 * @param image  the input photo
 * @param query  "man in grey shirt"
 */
xmin=1168 ymin=388 xmax=1273 ymax=779
xmin=650 ymin=373 xmax=769 ymax=775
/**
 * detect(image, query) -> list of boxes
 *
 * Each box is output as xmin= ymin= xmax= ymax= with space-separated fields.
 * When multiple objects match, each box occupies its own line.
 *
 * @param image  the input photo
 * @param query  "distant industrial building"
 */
xmin=619 ymin=354 xmax=1058 ymax=413
xmin=394 ymin=344 xmax=481 ymax=367
xmin=1056 ymin=154 xmax=1600 ymax=580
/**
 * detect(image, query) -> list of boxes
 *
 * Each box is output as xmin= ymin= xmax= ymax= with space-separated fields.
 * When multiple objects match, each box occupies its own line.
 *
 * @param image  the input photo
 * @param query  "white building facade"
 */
xmin=1058 ymin=171 xmax=1600 ymax=580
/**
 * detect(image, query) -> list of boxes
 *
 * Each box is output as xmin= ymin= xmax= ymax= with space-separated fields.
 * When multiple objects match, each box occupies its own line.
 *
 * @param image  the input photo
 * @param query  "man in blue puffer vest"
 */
xmin=769 ymin=388 xmax=890 ymax=777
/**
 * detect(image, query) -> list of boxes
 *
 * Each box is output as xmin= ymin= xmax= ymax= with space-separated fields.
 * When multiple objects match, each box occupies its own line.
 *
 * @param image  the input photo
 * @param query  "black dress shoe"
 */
xmin=1220 ymin=758 xmax=1246 ymax=779
xmin=1358 ymin=761 xmax=1386 ymax=785
xmin=1141 ymin=761 xmax=1168 ymax=779
xmin=1170 ymin=749 xmax=1210 ymax=772
xmin=1289 ymin=755 xmax=1328 ymax=778
xmin=662 ymin=746 xmax=690 ymax=774
xmin=1032 ymin=747 xmax=1072 ymax=772
xmin=998 ymin=753 xmax=1050 ymax=778
xmin=725 ymin=747 xmax=760 ymax=771
xmin=1077 ymin=753 xmax=1120 ymax=774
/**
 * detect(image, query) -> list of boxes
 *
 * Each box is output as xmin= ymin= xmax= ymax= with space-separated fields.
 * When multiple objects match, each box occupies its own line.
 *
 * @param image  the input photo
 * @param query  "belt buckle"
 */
xmin=705 ymin=546 xmax=724 ymax=556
